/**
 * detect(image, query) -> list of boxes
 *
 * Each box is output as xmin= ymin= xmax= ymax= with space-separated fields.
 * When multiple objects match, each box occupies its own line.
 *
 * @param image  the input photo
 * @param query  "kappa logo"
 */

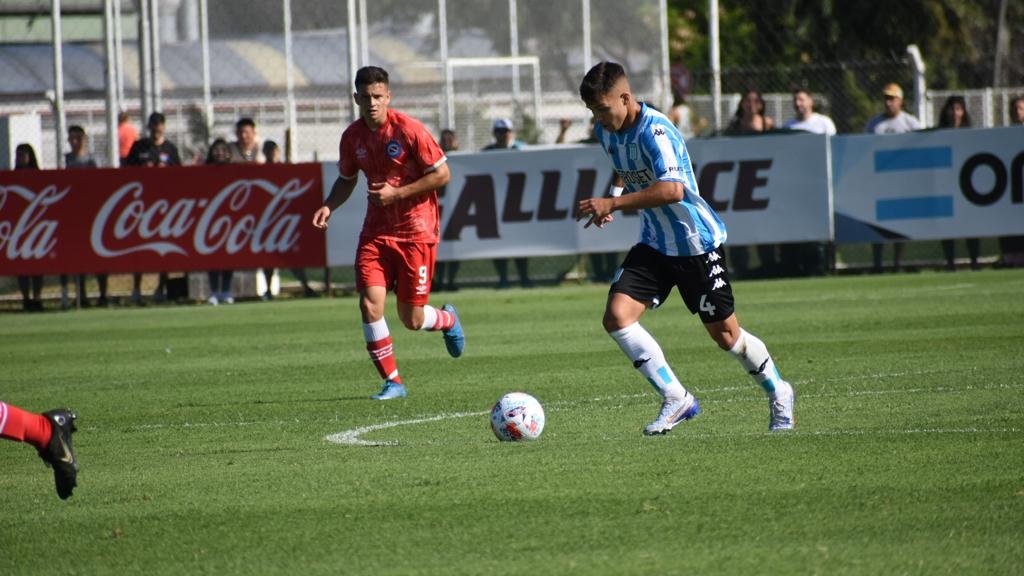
xmin=706 ymin=251 xmax=721 ymax=263
xmin=711 ymin=278 xmax=727 ymax=290
xmin=653 ymin=128 xmax=665 ymax=136
xmin=386 ymin=140 xmax=403 ymax=159
xmin=708 ymin=264 xmax=724 ymax=277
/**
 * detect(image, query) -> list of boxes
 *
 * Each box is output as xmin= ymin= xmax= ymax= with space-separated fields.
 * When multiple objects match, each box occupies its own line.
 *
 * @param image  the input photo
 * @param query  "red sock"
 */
xmin=0 ymin=402 xmax=52 ymax=451
xmin=427 ymin=306 xmax=456 ymax=331
xmin=366 ymin=337 xmax=402 ymax=383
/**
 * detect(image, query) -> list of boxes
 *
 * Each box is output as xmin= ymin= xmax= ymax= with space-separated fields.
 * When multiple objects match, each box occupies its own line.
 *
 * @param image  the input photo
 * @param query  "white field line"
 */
xmin=109 ymin=380 xmax=1022 ymax=444
xmin=326 ymin=383 xmax=1023 ymax=447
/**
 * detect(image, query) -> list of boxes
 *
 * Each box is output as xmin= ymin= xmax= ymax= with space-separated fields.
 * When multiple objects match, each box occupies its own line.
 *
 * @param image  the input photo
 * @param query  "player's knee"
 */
xmin=401 ymin=316 xmax=423 ymax=330
xmin=711 ymin=332 xmax=734 ymax=350
xmin=602 ymin=312 xmax=627 ymax=333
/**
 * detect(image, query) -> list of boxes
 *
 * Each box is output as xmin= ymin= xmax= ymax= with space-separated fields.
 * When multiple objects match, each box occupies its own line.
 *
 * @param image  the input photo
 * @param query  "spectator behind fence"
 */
xmin=125 ymin=112 xmax=182 ymax=304
xmin=117 ymin=111 xmax=138 ymax=164
xmin=935 ymin=96 xmax=980 ymax=271
xmin=14 ymin=144 xmax=44 ymax=312
xmin=865 ymin=83 xmax=921 ymax=273
xmin=230 ymin=117 xmax=264 ymax=164
xmin=778 ymin=88 xmax=835 ymax=277
xmin=204 ymin=138 xmax=235 ymax=305
xmin=259 ymin=140 xmax=319 ymax=300
xmin=996 ymin=96 xmax=1024 ymax=268
xmin=432 ymin=129 xmax=462 ymax=292
xmin=482 ymin=118 xmax=533 ymax=288
xmin=724 ymin=89 xmax=779 ymax=279
xmin=668 ymin=94 xmax=696 ymax=140
xmin=61 ymin=125 xmax=109 ymax=308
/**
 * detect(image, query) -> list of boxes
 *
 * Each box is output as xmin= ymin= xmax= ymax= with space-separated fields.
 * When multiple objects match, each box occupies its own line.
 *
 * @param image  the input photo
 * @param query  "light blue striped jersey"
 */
xmin=595 ymin=102 xmax=727 ymax=256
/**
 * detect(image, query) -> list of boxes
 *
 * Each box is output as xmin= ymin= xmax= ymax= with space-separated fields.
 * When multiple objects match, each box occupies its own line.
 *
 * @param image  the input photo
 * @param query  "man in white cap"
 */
xmin=865 ymin=83 xmax=921 ymax=134
xmin=483 ymin=118 xmax=523 ymax=151
xmin=864 ymin=82 xmax=921 ymax=273
xmin=482 ymin=117 xmax=532 ymax=288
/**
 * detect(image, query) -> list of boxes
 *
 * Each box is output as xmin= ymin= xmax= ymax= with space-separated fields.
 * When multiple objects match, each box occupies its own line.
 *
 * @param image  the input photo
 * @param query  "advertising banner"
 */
xmin=832 ymin=126 xmax=1024 ymax=243
xmin=0 ymin=163 xmax=325 ymax=275
xmin=324 ymin=137 xmax=833 ymax=266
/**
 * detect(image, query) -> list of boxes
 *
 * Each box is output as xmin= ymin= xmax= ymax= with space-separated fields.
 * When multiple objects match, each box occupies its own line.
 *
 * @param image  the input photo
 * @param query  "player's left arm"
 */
xmin=369 ymin=161 xmax=450 ymax=207
xmin=577 ymin=124 xmax=685 ymax=226
xmin=576 ymin=180 xmax=683 ymax=227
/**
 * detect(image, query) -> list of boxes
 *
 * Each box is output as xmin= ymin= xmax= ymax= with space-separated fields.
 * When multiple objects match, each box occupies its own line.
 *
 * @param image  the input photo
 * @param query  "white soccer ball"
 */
xmin=490 ymin=392 xmax=545 ymax=442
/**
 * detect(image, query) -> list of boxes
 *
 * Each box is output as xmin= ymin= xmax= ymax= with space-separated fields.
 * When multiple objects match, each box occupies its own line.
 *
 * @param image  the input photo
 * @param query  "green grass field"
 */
xmin=2 ymin=270 xmax=1022 ymax=575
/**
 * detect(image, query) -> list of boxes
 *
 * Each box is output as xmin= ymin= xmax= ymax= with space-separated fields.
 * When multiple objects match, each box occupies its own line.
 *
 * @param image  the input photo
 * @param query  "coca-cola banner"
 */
xmin=0 ymin=163 xmax=325 ymax=275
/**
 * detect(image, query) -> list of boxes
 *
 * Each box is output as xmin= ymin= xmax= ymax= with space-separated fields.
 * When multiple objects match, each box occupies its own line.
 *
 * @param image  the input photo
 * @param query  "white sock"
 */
xmin=362 ymin=318 xmax=390 ymax=343
xmin=609 ymin=322 xmax=689 ymax=401
xmin=728 ymin=328 xmax=791 ymax=398
xmin=420 ymin=305 xmax=439 ymax=331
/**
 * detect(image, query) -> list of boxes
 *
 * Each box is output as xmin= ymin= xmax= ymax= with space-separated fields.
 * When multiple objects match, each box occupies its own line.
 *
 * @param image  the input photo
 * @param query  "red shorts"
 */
xmin=355 ymin=238 xmax=436 ymax=306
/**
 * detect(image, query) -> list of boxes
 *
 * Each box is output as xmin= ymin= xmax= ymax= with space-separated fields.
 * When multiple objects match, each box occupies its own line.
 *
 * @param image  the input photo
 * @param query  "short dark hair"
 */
xmin=147 ymin=112 xmax=165 ymax=126
xmin=236 ymin=117 xmax=256 ymax=130
xmin=68 ymin=125 xmax=86 ymax=137
xmin=579 ymin=61 xmax=626 ymax=104
xmin=355 ymin=66 xmax=389 ymax=90
xmin=792 ymin=87 xmax=812 ymax=98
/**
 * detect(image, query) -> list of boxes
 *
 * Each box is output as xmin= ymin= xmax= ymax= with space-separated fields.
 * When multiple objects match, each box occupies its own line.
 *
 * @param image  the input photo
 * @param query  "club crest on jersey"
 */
xmin=627 ymin=143 xmax=639 ymax=161
xmin=386 ymin=140 xmax=403 ymax=159
xmin=356 ymin=146 xmax=368 ymax=159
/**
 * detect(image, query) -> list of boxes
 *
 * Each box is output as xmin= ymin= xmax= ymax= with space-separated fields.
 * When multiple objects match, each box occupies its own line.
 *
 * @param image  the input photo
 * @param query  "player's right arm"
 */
xmin=312 ymin=175 xmax=357 ymax=230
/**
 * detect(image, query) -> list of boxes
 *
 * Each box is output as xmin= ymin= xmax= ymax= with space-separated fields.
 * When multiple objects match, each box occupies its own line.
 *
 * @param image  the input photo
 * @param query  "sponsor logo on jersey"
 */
xmin=386 ymin=140 xmax=403 ymax=159
xmin=615 ymin=168 xmax=654 ymax=186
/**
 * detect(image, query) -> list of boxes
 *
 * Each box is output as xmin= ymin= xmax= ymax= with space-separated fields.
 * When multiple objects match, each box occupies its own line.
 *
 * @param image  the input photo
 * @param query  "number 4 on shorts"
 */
xmin=699 ymin=294 xmax=716 ymax=316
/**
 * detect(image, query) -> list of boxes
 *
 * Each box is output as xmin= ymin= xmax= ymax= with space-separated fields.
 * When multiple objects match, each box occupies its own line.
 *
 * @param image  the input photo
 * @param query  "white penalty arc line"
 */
xmin=325 ymin=410 xmax=488 ymax=446
xmin=324 ymin=385 xmax=1023 ymax=447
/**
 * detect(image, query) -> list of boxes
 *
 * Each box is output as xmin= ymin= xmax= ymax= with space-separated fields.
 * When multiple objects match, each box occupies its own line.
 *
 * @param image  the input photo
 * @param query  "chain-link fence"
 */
xmin=1 ymin=1 xmax=1022 ymax=289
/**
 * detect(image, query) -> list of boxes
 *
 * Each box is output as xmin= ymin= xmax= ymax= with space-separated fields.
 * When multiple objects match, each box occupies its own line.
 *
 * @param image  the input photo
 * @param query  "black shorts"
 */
xmin=610 ymin=243 xmax=735 ymax=324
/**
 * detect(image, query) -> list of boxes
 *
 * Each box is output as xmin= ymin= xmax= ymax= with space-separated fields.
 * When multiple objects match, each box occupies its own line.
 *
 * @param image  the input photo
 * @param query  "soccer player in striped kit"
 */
xmin=0 ymin=401 xmax=79 ymax=499
xmin=576 ymin=61 xmax=794 ymax=434
xmin=313 ymin=66 xmax=464 ymax=400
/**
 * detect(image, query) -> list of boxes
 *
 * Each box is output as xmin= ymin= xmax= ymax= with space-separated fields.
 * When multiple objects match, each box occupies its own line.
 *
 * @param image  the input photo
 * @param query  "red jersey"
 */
xmin=339 ymin=109 xmax=447 ymax=243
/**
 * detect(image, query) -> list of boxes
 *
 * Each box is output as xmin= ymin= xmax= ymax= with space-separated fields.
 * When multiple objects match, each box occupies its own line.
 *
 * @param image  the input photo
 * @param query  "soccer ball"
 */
xmin=490 ymin=392 xmax=545 ymax=442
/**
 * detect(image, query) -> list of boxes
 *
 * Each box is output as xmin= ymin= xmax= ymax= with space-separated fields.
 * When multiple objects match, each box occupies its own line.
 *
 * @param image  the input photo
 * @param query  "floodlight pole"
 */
xmin=150 ymin=0 xmax=162 ymax=113
xmin=439 ymin=0 xmax=453 ymax=128
xmin=200 ymin=0 xmax=213 ymax=137
xmin=659 ymin=0 xmax=670 ymax=112
xmin=113 ymin=0 xmax=125 ymax=109
xmin=283 ymin=0 xmax=298 ymax=161
xmin=103 ymin=0 xmax=120 ymax=167
xmin=709 ymin=0 xmax=722 ymax=132
xmin=582 ymin=0 xmax=591 ymax=73
xmin=509 ymin=0 xmax=520 ymax=104
xmin=51 ymin=0 xmax=67 ymax=168
xmin=138 ymin=0 xmax=152 ymax=122
xmin=347 ymin=0 xmax=358 ymax=122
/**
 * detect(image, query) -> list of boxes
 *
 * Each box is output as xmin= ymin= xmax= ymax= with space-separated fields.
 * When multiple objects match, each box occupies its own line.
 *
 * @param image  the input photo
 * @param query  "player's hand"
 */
xmin=367 ymin=182 xmax=400 ymax=207
xmin=312 ymin=206 xmax=332 ymax=229
xmin=576 ymin=197 xmax=615 ymax=229
xmin=585 ymin=214 xmax=615 ymax=229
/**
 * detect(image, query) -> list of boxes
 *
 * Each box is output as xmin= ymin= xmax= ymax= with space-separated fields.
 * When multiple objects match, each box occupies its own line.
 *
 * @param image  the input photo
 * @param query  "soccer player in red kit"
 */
xmin=313 ymin=66 xmax=464 ymax=400
xmin=1 ymin=401 xmax=79 ymax=499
